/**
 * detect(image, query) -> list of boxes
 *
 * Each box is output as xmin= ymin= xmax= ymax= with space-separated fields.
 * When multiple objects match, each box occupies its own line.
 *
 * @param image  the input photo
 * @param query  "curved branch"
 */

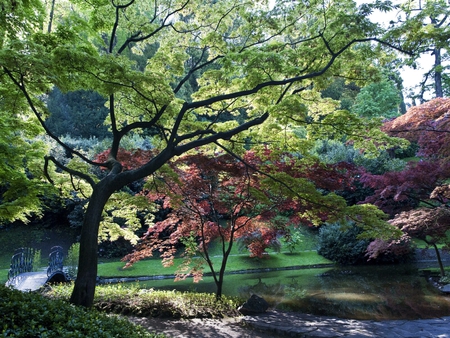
xmin=116 ymin=0 xmax=190 ymax=54
xmin=45 ymin=156 xmax=96 ymax=187
xmin=213 ymin=141 xmax=341 ymax=213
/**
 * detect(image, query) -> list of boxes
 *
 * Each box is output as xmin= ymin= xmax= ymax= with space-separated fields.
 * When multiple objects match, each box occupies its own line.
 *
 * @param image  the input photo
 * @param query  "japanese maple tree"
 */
xmin=367 ymin=186 xmax=450 ymax=275
xmin=362 ymin=99 xmax=450 ymax=266
xmin=123 ymin=149 xmax=397 ymax=298
xmin=359 ymin=161 xmax=450 ymax=217
xmin=391 ymin=204 xmax=450 ymax=276
xmin=2 ymin=0 xmax=408 ymax=306
xmin=383 ymin=97 xmax=450 ymax=159
xmin=361 ymin=98 xmax=450 ymax=217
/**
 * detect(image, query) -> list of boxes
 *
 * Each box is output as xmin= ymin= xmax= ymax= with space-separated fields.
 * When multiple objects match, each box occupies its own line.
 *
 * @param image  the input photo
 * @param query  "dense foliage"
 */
xmin=122 ymin=149 xmax=398 ymax=296
xmin=0 ymin=285 xmax=162 ymax=337
xmin=317 ymin=222 xmax=370 ymax=265
xmin=352 ymin=79 xmax=401 ymax=118
xmin=45 ymin=88 xmax=111 ymax=139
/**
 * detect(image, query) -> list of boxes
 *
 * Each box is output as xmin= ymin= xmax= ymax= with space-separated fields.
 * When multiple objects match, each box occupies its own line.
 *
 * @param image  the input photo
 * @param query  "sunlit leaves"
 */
xmin=100 ymin=192 xmax=156 ymax=244
xmin=0 ymin=111 xmax=52 ymax=223
xmin=0 ymin=0 xmax=45 ymax=42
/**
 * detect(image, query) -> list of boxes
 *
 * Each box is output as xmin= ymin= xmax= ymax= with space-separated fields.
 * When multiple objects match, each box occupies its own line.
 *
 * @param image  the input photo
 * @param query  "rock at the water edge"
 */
xmin=441 ymin=284 xmax=450 ymax=293
xmin=238 ymin=294 xmax=269 ymax=315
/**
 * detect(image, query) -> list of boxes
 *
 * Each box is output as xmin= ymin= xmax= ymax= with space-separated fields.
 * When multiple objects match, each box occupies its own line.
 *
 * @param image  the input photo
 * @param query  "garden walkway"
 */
xmin=129 ymin=311 xmax=450 ymax=337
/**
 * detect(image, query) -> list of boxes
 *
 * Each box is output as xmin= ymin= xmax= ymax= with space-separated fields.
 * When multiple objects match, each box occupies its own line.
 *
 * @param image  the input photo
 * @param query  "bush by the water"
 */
xmin=317 ymin=222 xmax=370 ymax=265
xmin=0 ymin=285 xmax=163 ymax=337
xmin=45 ymin=283 xmax=241 ymax=319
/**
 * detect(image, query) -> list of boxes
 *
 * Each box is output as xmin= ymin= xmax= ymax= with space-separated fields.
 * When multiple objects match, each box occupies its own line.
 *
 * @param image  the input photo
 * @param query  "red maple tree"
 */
xmin=359 ymin=161 xmax=450 ymax=217
xmin=123 ymin=150 xmax=356 ymax=297
xmin=95 ymin=148 xmax=154 ymax=171
xmin=363 ymin=99 xmax=450 ymax=268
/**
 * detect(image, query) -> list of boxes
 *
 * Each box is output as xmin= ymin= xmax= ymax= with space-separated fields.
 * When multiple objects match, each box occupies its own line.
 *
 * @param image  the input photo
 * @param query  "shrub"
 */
xmin=317 ymin=222 xmax=370 ymax=265
xmin=284 ymin=230 xmax=303 ymax=254
xmin=0 ymin=285 xmax=163 ymax=337
xmin=45 ymin=283 xmax=241 ymax=319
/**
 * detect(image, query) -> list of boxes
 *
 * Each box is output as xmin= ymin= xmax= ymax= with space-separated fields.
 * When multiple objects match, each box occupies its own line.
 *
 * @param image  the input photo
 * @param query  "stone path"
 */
xmin=129 ymin=311 xmax=450 ymax=337
xmin=242 ymin=310 xmax=450 ymax=337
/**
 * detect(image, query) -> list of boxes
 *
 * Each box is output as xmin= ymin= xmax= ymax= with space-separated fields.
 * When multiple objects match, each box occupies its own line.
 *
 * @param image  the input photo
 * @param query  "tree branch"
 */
xmin=45 ymin=156 xmax=96 ymax=187
xmin=186 ymin=37 xmax=413 ymax=111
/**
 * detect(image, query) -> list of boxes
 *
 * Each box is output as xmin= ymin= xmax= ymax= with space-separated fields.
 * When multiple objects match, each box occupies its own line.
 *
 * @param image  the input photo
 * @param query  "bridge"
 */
xmin=5 ymin=246 xmax=69 ymax=291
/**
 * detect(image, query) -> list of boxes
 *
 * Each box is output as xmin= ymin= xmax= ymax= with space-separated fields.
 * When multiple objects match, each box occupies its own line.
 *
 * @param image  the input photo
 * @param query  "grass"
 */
xmin=97 ymin=250 xmax=332 ymax=278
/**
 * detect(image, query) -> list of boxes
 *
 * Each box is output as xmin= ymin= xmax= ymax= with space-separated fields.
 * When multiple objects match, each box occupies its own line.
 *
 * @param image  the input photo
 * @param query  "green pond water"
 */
xmin=128 ymin=264 xmax=450 ymax=320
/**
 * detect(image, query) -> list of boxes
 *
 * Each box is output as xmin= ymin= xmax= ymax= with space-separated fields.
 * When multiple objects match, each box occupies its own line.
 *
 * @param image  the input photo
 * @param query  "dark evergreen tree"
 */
xmin=46 ymin=88 xmax=111 ymax=139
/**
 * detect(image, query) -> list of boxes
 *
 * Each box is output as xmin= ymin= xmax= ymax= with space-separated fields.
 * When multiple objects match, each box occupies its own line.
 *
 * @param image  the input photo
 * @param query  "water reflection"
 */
xmin=135 ymin=264 xmax=450 ymax=320
xmin=233 ymin=265 xmax=450 ymax=320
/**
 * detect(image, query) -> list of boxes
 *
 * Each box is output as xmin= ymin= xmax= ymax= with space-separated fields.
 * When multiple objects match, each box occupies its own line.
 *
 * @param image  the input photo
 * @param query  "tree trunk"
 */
xmin=431 ymin=242 xmax=446 ymax=277
xmin=216 ymin=258 xmax=227 ymax=299
xmin=216 ymin=239 xmax=234 ymax=299
xmin=68 ymin=149 xmax=175 ymax=307
xmin=434 ymin=48 xmax=443 ymax=98
xmin=69 ymin=179 xmax=115 ymax=307
xmin=47 ymin=0 xmax=56 ymax=33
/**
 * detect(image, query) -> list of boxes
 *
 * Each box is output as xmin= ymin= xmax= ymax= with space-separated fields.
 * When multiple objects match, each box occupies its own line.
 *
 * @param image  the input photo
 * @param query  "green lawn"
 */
xmin=97 ymin=250 xmax=332 ymax=278
xmin=97 ymin=229 xmax=326 ymax=278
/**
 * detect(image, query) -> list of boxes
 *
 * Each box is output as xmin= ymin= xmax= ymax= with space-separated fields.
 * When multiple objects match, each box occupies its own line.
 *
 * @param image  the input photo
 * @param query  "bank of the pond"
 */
xmin=98 ymin=262 xmax=336 ymax=284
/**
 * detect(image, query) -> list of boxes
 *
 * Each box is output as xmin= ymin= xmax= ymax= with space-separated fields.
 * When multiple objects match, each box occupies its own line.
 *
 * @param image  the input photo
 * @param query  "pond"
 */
xmin=131 ymin=264 xmax=450 ymax=320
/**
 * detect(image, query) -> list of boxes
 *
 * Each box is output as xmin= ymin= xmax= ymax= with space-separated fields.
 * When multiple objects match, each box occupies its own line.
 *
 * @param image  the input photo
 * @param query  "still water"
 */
xmin=134 ymin=264 xmax=450 ymax=320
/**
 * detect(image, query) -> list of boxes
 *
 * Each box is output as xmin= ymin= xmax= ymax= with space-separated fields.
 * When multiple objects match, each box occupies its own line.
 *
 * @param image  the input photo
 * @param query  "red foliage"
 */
xmin=363 ymin=99 xmax=450 ymax=265
xmin=123 ymin=150 xmax=357 ymax=283
xmin=359 ymin=161 xmax=450 ymax=217
xmin=389 ymin=207 xmax=450 ymax=246
xmin=365 ymin=234 xmax=412 ymax=261
xmin=94 ymin=148 xmax=154 ymax=171
xmin=360 ymin=99 xmax=450 ymax=217
xmin=127 ymin=152 xmax=281 ymax=264
xmin=383 ymin=97 xmax=450 ymax=159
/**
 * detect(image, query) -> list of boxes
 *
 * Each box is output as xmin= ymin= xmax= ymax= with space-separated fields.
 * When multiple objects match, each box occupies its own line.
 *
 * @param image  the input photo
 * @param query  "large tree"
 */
xmin=1 ymin=0 xmax=406 ymax=307
xmin=387 ymin=0 xmax=450 ymax=101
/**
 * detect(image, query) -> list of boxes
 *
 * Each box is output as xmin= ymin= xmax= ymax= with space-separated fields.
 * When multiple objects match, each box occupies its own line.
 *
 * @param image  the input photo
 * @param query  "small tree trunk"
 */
xmin=215 ymin=238 xmax=235 ymax=299
xmin=431 ymin=242 xmax=446 ymax=277
xmin=69 ymin=180 xmax=115 ymax=307
xmin=216 ymin=259 xmax=227 ymax=299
